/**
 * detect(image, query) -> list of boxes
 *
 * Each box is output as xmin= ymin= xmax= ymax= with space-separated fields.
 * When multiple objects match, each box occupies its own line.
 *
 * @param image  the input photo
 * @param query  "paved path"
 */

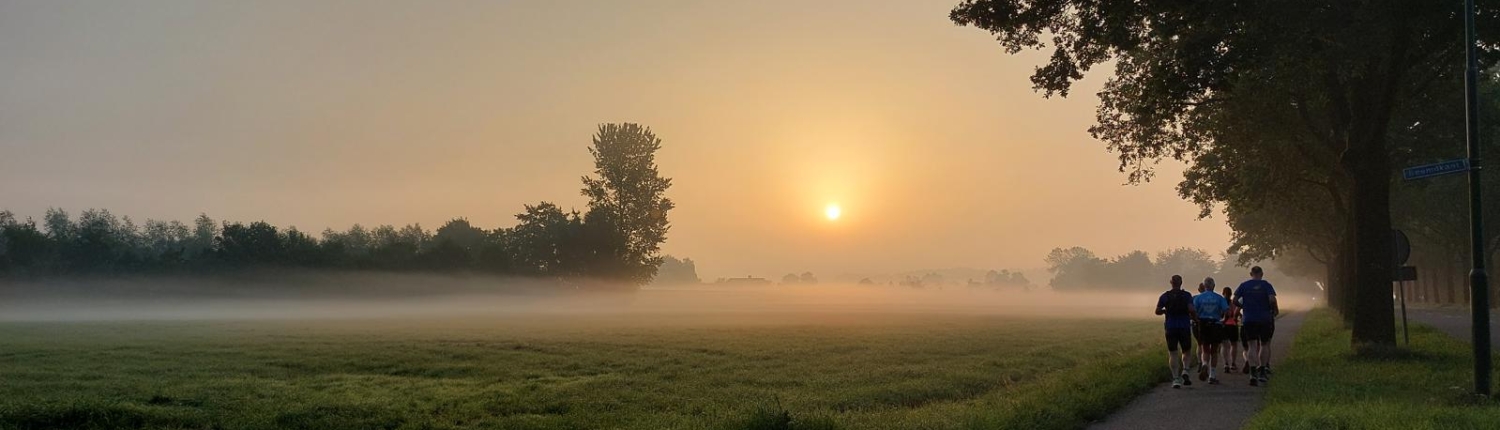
xmin=1087 ymin=312 xmax=1306 ymax=430
xmin=1405 ymin=306 xmax=1500 ymax=349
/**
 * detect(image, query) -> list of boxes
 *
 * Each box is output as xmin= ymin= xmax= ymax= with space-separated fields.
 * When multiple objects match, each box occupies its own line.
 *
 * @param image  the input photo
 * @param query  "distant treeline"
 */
xmin=1045 ymin=246 xmax=1293 ymax=292
xmin=0 ymin=123 xmax=675 ymax=289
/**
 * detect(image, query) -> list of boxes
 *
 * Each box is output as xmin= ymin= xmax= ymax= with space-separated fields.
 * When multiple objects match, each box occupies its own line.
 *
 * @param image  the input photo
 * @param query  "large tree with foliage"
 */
xmin=951 ymin=0 xmax=1500 ymax=347
xmin=581 ymin=123 xmax=675 ymax=286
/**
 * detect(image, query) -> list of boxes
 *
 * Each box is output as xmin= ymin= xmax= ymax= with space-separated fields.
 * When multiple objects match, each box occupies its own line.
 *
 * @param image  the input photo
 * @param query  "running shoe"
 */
xmin=1198 ymin=364 xmax=1209 ymax=382
xmin=1181 ymin=372 xmax=1193 ymax=386
xmin=1208 ymin=377 xmax=1220 ymax=385
xmin=1172 ymin=377 xmax=1183 ymax=389
xmin=1257 ymin=366 xmax=1269 ymax=383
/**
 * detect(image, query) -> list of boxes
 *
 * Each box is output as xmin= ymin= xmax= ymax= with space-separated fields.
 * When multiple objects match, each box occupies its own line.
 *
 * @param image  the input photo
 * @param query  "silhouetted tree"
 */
xmin=653 ymin=255 xmax=701 ymax=285
xmin=581 ymin=123 xmax=675 ymax=286
xmin=1154 ymin=248 xmax=1218 ymax=285
xmin=216 ymin=221 xmax=284 ymax=265
xmin=427 ymin=218 xmax=486 ymax=269
xmin=510 ymin=202 xmax=574 ymax=276
xmin=1045 ymin=247 xmax=1105 ymax=290
xmin=800 ymin=272 xmax=817 ymax=284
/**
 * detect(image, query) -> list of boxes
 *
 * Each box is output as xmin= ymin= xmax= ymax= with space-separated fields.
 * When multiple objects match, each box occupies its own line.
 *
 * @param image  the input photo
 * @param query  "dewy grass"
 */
xmin=0 ymin=314 xmax=1166 ymax=430
xmin=1245 ymin=308 xmax=1500 ymax=430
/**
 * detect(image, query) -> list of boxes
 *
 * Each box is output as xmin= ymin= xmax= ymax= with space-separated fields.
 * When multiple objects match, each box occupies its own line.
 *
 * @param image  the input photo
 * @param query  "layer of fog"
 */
xmin=0 ymin=272 xmax=1318 ymax=322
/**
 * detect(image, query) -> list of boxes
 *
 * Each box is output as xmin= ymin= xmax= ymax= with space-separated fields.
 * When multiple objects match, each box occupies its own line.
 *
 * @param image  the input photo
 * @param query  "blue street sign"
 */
xmin=1403 ymin=158 xmax=1471 ymax=181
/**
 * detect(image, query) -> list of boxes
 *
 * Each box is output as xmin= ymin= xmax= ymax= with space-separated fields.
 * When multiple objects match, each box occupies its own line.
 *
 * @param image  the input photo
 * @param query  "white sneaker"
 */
xmin=1172 ymin=377 xmax=1183 ymax=389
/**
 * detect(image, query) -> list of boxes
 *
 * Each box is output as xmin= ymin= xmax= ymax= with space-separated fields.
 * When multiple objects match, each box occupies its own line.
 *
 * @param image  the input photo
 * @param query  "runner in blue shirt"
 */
xmin=1155 ymin=275 xmax=1195 ymax=388
xmin=1192 ymin=278 xmax=1229 ymax=385
xmin=1234 ymin=266 xmax=1278 ymax=386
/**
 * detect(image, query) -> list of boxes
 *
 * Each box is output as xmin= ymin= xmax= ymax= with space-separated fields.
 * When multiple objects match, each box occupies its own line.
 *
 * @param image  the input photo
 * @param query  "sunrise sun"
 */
xmin=824 ymin=203 xmax=842 ymax=221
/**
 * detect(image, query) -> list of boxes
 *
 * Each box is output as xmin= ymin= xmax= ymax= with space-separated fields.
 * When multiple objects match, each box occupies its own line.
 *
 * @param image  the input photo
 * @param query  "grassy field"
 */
xmin=1246 ymin=309 xmax=1500 ymax=430
xmin=0 ymin=313 xmax=1164 ymax=430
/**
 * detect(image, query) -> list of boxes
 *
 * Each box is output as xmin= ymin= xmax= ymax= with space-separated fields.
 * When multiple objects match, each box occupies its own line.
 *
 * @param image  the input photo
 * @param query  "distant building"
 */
xmin=718 ymin=276 xmax=772 ymax=286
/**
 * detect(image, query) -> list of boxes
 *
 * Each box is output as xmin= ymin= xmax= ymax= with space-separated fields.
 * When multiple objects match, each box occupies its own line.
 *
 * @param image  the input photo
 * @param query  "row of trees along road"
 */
xmin=952 ymin=0 xmax=1500 ymax=349
xmin=0 ymin=123 xmax=675 ymax=289
xmin=1044 ymin=246 xmax=1305 ymax=292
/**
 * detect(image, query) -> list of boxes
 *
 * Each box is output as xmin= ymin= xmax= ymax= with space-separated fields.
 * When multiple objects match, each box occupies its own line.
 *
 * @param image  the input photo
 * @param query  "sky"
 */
xmin=0 ymin=0 xmax=1230 ymax=280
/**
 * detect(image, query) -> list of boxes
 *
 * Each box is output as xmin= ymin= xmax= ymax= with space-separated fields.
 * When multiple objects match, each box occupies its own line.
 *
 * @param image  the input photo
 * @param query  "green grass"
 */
xmin=0 ymin=314 xmax=1166 ymax=430
xmin=1246 ymin=309 xmax=1500 ymax=430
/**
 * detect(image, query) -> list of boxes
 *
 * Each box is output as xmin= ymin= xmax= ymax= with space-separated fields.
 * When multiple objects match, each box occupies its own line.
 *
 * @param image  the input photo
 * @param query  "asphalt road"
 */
xmin=1404 ymin=306 xmax=1500 ymax=350
xmin=1087 ymin=312 xmax=1306 ymax=430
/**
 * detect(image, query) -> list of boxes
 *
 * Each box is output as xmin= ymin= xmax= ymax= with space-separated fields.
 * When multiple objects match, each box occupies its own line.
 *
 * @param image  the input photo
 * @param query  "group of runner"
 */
xmin=1154 ymin=266 xmax=1279 ymax=388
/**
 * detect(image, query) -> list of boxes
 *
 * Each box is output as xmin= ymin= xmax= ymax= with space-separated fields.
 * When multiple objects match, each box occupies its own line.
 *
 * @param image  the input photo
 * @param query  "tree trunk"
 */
xmin=1347 ymin=143 xmax=1397 ymax=347
xmin=1335 ymin=232 xmax=1359 ymax=321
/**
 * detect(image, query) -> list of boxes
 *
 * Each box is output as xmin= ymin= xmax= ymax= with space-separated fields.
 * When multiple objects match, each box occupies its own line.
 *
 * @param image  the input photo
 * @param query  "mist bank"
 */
xmin=0 ymin=270 xmax=593 ymax=300
xmin=0 ymin=277 xmax=1318 ymax=322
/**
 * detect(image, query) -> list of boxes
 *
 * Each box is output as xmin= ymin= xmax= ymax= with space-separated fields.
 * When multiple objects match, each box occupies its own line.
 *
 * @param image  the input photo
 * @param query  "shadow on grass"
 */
xmin=1347 ymin=344 xmax=1436 ymax=362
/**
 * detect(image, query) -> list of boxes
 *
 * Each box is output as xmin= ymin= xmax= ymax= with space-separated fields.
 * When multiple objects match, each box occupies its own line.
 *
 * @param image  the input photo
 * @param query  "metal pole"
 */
xmin=1463 ymin=0 xmax=1492 ymax=397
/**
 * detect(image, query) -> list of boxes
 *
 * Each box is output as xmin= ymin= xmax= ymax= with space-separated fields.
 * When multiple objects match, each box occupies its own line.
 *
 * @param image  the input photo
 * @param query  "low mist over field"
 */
xmin=0 ymin=274 xmax=1316 ymax=322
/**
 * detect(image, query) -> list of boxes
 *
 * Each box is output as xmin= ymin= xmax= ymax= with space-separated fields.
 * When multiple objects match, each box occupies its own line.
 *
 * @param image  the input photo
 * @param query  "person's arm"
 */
xmin=1189 ymin=296 xmax=1200 ymax=320
xmin=1269 ymin=284 xmax=1279 ymax=316
xmin=1155 ymin=295 xmax=1167 ymax=315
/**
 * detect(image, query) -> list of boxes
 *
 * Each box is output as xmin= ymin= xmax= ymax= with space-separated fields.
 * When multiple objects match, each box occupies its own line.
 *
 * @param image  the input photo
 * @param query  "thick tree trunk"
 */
xmin=1334 ymin=233 xmax=1359 ymax=321
xmin=1347 ymin=145 xmax=1397 ymax=347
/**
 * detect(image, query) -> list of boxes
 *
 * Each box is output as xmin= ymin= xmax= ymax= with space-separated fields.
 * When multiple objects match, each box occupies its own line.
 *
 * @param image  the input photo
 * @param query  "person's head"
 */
xmin=1204 ymin=277 xmax=1216 ymax=291
xmin=1170 ymin=275 xmax=1183 ymax=290
xmin=1250 ymin=266 xmax=1264 ymax=280
xmin=1222 ymin=286 xmax=1232 ymax=297
xmin=1197 ymin=282 xmax=1206 ymax=293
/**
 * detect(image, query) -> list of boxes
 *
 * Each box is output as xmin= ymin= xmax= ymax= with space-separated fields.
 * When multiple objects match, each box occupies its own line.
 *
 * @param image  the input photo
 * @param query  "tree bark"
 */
xmin=1346 ymin=132 xmax=1397 ymax=347
xmin=1335 ymin=232 xmax=1359 ymax=321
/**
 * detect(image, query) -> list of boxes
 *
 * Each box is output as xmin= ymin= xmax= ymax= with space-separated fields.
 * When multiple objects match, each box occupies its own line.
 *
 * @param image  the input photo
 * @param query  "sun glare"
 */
xmin=825 ymin=203 xmax=842 ymax=221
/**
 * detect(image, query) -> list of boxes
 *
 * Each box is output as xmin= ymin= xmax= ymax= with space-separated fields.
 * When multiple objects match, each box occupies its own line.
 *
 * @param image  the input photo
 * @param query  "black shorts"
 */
xmin=1165 ymin=327 xmax=1193 ymax=352
xmin=1243 ymin=321 xmax=1275 ymax=343
xmin=1197 ymin=320 xmax=1223 ymax=345
xmin=1222 ymin=324 xmax=1241 ymax=343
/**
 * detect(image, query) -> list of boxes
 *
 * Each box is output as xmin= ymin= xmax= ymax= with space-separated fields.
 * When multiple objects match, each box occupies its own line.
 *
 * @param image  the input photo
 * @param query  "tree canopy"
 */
xmin=952 ymin=0 xmax=1500 ymax=347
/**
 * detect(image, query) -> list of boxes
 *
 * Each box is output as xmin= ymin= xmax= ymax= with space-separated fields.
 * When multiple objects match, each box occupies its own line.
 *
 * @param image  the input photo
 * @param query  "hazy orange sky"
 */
xmin=0 ymin=1 xmax=1229 ymax=280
